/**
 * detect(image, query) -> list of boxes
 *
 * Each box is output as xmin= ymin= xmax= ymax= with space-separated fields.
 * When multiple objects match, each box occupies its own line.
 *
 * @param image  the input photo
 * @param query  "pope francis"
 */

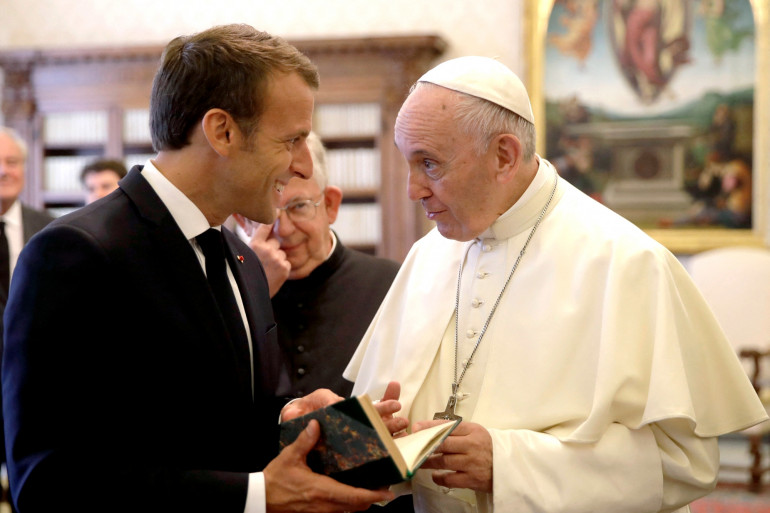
xmin=344 ymin=56 xmax=768 ymax=513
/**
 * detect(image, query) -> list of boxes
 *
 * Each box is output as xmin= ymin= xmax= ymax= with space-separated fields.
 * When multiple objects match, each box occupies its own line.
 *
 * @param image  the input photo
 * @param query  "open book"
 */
xmin=279 ymin=394 xmax=460 ymax=489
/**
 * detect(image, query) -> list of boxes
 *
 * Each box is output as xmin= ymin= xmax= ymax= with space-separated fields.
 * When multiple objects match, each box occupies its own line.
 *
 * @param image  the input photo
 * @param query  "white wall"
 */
xmin=0 ymin=1 xmax=529 ymax=130
xmin=0 ymin=0 xmax=527 ymax=74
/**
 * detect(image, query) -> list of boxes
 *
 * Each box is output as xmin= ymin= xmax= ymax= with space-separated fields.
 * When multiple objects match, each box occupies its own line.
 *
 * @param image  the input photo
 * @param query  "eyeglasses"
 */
xmin=276 ymin=195 xmax=323 ymax=223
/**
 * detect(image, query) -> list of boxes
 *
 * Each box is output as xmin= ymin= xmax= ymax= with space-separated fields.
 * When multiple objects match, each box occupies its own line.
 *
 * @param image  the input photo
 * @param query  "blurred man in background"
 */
xmin=80 ymin=158 xmax=128 ymax=205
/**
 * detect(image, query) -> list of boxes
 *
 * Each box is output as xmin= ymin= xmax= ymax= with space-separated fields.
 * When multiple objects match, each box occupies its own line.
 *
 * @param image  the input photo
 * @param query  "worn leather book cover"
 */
xmin=279 ymin=394 xmax=459 ymax=489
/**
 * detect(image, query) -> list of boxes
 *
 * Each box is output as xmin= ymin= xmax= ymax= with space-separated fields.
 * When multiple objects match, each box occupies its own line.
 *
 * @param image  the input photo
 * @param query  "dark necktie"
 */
xmin=0 ymin=220 xmax=10 ymax=298
xmin=196 ymin=229 xmax=251 ymax=375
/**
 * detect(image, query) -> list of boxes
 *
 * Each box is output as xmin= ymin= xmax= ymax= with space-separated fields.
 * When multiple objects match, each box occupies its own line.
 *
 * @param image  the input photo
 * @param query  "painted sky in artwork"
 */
xmin=544 ymin=0 xmax=756 ymax=116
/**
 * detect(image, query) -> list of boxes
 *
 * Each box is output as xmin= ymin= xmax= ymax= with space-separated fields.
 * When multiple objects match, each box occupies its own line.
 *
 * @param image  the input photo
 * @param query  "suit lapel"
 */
xmin=222 ymin=227 xmax=287 ymax=399
xmin=219 ymin=232 xmax=254 ymax=394
xmin=221 ymin=228 xmax=274 ymax=397
xmin=120 ymin=168 xmax=254 ymax=401
xmin=20 ymin=205 xmax=53 ymax=243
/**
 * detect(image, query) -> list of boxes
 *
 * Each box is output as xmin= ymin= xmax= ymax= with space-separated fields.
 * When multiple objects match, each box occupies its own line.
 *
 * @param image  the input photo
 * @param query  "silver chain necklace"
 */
xmin=433 ymin=173 xmax=558 ymax=421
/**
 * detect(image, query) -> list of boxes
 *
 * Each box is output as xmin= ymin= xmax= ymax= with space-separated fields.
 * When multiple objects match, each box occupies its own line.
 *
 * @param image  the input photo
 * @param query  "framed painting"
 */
xmin=526 ymin=0 xmax=769 ymax=253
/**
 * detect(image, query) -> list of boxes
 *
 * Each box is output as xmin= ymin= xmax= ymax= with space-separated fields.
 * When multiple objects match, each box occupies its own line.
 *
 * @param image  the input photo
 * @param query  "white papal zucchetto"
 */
xmin=418 ymin=56 xmax=535 ymax=124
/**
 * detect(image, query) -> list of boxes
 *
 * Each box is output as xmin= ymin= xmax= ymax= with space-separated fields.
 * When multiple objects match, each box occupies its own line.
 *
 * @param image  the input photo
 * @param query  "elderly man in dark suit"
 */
xmin=1 ymin=24 xmax=400 ymax=513
xmin=0 ymin=127 xmax=54 ymax=302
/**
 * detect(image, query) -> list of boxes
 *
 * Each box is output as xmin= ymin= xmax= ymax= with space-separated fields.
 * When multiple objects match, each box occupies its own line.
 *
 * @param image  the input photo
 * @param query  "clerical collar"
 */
xmin=477 ymin=157 xmax=559 ymax=242
xmin=327 ymin=229 xmax=338 ymax=261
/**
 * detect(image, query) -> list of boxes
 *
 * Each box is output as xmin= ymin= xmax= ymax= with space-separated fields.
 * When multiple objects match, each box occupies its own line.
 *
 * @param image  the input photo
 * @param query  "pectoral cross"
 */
xmin=433 ymin=384 xmax=463 ymax=421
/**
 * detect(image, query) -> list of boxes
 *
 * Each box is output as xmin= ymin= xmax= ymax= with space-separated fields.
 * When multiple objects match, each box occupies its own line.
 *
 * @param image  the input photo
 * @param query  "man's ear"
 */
xmin=491 ymin=133 xmax=522 ymax=184
xmin=201 ymin=109 xmax=236 ymax=157
xmin=323 ymin=185 xmax=344 ymax=224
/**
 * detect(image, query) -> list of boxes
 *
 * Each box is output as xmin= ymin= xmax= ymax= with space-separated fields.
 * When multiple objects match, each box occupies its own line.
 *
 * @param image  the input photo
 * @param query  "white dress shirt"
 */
xmin=2 ymin=199 xmax=25 ymax=278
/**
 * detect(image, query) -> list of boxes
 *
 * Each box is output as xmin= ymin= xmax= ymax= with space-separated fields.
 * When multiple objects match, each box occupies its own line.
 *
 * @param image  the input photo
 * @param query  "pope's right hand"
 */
xmin=375 ymin=381 xmax=409 ymax=438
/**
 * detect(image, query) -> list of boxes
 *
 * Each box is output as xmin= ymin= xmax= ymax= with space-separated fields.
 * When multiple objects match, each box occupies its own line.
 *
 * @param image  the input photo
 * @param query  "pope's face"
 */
xmin=228 ymin=71 xmax=315 ymax=224
xmin=395 ymin=85 xmax=501 ymax=242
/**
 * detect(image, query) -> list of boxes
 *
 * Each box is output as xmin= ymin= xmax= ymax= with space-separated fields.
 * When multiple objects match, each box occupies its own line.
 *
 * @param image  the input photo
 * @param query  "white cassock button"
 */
xmin=482 ymin=244 xmax=492 ymax=252
xmin=466 ymin=329 xmax=476 ymax=339
xmin=462 ymin=359 xmax=469 ymax=368
xmin=476 ymin=271 xmax=488 ymax=279
xmin=471 ymin=298 xmax=482 ymax=308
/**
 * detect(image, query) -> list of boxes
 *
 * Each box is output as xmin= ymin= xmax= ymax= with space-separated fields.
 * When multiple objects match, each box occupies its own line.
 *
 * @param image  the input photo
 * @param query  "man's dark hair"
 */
xmin=149 ymin=24 xmax=319 ymax=151
xmin=80 ymin=159 xmax=128 ymax=184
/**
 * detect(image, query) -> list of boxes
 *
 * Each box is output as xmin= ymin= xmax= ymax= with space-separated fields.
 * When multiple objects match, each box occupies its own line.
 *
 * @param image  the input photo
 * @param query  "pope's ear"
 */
xmin=201 ymin=109 xmax=236 ymax=157
xmin=323 ymin=185 xmax=343 ymax=224
xmin=492 ymin=133 xmax=522 ymax=184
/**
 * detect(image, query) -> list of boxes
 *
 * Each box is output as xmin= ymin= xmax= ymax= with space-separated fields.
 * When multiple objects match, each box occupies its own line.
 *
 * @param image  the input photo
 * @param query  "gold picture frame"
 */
xmin=525 ymin=0 xmax=769 ymax=254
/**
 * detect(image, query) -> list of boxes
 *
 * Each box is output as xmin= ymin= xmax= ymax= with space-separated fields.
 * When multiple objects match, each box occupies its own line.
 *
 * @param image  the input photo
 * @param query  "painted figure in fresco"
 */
xmin=660 ymin=104 xmax=751 ymax=229
xmin=548 ymin=0 xmax=600 ymax=66
xmin=610 ymin=0 xmax=692 ymax=103
xmin=708 ymin=103 xmax=736 ymax=161
xmin=549 ymin=97 xmax=600 ymax=198
xmin=664 ymin=155 xmax=752 ymax=228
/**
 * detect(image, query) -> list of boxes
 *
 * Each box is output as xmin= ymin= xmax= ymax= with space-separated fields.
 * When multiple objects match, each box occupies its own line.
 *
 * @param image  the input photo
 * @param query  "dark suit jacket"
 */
xmin=0 ymin=203 xmax=53 ymax=307
xmin=0 ymin=202 xmax=53 ymax=477
xmin=2 ymin=168 xmax=286 ymax=512
xmin=20 ymin=204 xmax=54 ymax=244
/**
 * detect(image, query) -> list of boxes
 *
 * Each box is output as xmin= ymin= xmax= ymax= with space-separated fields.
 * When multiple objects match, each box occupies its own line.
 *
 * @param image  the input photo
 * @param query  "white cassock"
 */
xmin=345 ymin=158 xmax=768 ymax=513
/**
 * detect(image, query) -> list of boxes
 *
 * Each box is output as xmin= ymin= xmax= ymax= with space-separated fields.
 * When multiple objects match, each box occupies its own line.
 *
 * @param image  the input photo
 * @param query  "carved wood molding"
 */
xmin=293 ymin=34 xmax=446 ymax=58
xmin=0 ymin=34 xmax=445 ymax=69
xmin=0 ymin=46 xmax=163 ymax=66
xmin=0 ymin=59 xmax=35 ymax=122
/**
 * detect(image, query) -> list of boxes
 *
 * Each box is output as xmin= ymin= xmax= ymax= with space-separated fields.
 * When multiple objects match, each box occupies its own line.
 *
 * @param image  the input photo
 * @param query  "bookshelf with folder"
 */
xmin=314 ymin=102 xmax=382 ymax=254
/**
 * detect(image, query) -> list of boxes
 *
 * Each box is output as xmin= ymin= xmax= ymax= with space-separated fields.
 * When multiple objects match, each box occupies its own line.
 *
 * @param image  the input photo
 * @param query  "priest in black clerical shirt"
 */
xmin=235 ymin=132 xmax=410 ymax=513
